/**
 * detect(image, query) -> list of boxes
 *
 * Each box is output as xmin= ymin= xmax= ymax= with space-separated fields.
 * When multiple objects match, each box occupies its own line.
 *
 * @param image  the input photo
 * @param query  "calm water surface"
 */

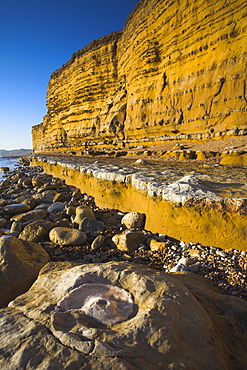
xmin=0 ymin=157 xmax=18 ymax=181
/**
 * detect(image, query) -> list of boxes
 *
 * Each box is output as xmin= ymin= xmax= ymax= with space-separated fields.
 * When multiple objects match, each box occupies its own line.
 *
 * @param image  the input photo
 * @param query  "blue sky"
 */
xmin=0 ymin=0 xmax=139 ymax=149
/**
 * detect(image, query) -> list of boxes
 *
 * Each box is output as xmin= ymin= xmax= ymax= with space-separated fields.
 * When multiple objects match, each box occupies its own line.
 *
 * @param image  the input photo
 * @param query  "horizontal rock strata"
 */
xmin=32 ymin=0 xmax=247 ymax=152
xmin=31 ymin=155 xmax=247 ymax=250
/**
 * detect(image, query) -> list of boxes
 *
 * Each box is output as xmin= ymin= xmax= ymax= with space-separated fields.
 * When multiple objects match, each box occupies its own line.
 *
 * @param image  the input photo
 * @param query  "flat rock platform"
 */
xmin=31 ymin=147 xmax=247 ymax=251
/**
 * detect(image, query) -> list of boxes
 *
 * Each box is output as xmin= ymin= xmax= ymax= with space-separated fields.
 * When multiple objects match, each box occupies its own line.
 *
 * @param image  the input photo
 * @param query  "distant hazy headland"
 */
xmin=0 ymin=148 xmax=32 ymax=156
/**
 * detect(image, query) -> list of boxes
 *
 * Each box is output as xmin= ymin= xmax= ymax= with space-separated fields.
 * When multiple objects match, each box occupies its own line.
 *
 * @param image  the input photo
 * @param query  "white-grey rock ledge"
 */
xmin=32 ymin=155 xmax=246 ymax=206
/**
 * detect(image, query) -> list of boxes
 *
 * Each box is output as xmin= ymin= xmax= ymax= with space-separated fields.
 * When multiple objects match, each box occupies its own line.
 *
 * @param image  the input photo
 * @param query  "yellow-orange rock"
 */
xmin=32 ymin=0 xmax=247 ymax=152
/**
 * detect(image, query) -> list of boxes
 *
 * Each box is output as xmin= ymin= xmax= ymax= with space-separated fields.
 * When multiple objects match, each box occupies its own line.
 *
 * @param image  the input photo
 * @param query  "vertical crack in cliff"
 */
xmin=206 ymin=77 xmax=226 ymax=117
xmin=243 ymin=80 xmax=247 ymax=105
xmin=109 ymin=103 xmax=127 ymax=141
xmin=177 ymin=109 xmax=184 ymax=126
xmin=161 ymin=72 xmax=168 ymax=92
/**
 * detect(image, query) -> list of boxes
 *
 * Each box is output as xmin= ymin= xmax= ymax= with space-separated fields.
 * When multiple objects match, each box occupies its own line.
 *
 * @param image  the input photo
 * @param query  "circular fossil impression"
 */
xmin=57 ymin=283 xmax=134 ymax=325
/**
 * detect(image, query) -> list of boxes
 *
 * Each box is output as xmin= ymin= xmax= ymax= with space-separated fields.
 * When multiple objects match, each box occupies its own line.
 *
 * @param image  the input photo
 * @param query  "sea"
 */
xmin=0 ymin=156 xmax=19 ymax=181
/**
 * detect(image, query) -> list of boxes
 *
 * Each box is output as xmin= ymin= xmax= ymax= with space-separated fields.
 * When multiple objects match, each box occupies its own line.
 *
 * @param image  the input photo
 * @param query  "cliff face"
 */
xmin=32 ymin=0 xmax=247 ymax=152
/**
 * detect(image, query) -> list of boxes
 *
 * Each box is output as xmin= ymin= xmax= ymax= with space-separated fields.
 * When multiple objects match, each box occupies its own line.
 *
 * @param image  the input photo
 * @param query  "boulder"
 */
xmin=10 ymin=220 xmax=23 ymax=234
xmin=49 ymin=227 xmax=87 ymax=246
xmin=149 ymin=239 xmax=168 ymax=252
xmin=47 ymin=202 xmax=66 ymax=213
xmin=121 ymin=212 xmax=146 ymax=229
xmin=0 ymin=235 xmax=50 ymax=308
xmin=53 ymin=192 xmax=66 ymax=202
xmin=0 ymin=307 xmax=88 ymax=369
xmin=72 ymin=206 xmax=96 ymax=226
xmin=35 ymin=190 xmax=58 ymax=203
xmin=0 ymin=167 xmax=9 ymax=172
xmin=91 ymin=235 xmax=105 ymax=250
xmin=79 ymin=217 xmax=105 ymax=233
xmin=112 ymin=230 xmax=146 ymax=252
xmin=3 ymin=203 xmax=31 ymax=215
xmin=0 ymin=218 xmax=7 ymax=229
xmin=19 ymin=220 xmax=55 ymax=242
xmin=22 ymin=197 xmax=36 ymax=209
xmin=3 ymin=262 xmax=247 ymax=369
xmin=10 ymin=209 xmax=47 ymax=223
xmin=32 ymin=177 xmax=44 ymax=187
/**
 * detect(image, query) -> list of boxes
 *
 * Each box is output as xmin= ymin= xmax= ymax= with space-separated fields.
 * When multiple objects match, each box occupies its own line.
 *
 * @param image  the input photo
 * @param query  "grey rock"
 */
xmin=3 ymin=203 xmax=31 ymax=215
xmin=32 ymin=177 xmax=44 ymax=187
xmin=21 ymin=197 xmax=36 ymax=209
xmin=47 ymin=202 xmax=66 ymax=213
xmin=66 ymin=206 xmax=76 ymax=216
xmin=72 ymin=189 xmax=82 ymax=201
xmin=10 ymin=220 xmax=22 ymax=234
xmin=55 ymin=219 xmax=71 ymax=228
xmin=35 ymin=203 xmax=50 ymax=210
xmin=0 ymin=218 xmax=7 ymax=229
xmin=53 ymin=192 xmax=66 ymax=202
xmin=91 ymin=235 xmax=105 ymax=250
xmin=79 ymin=217 xmax=105 ymax=233
xmin=35 ymin=190 xmax=58 ymax=203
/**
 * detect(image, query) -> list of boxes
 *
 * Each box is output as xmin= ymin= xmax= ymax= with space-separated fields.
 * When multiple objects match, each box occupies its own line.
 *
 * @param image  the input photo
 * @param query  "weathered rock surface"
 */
xmin=3 ymin=203 xmax=31 ymax=215
xmin=0 ymin=236 xmax=50 ymax=308
xmin=121 ymin=212 xmax=146 ymax=229
xmin=10 ymin=209 xmax=47 ymax=223
xmin=32 ymin=0 xmax=247 ymax=152
xmin=79 ymin=217 xmax=105 ymax=234
xmin=19 ymin=220 xmax=55 ymax=242
xmin=0 ymin=218 xmax=7 ymax=228
xmin=91 ymin=235 xmax=105 ymax=250
xmin=32 ymin=176 xmax=44 ymax=187
xmin=35 ymin=190 xmax=58 ymax=203
xmin=2 ymin=261 xmax=246 ymax=369
xmin=47 ymin=201 xmax=66 ymax=213
xmin=72 ymin=205 xmax=97 ymax=226
xmin=112 ymin=230 xmax=146 ymax=252
xmin=32 ymin=154 xmax=247 ymax=250
xmin=49 ymin=227 xmax=87 ymax=246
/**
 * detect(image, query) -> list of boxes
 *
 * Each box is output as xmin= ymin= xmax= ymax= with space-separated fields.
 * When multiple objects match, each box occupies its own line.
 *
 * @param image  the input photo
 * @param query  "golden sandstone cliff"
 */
xmin=32 ymin=0 xmax=247 ymax=152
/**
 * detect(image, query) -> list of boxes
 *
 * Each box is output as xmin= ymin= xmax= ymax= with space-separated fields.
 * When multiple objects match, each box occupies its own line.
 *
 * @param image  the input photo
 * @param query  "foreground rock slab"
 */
xmin=0 ymin=236 xmax=50 ymax=308
xmin=2 ymin=262 xmax=246 ymax=369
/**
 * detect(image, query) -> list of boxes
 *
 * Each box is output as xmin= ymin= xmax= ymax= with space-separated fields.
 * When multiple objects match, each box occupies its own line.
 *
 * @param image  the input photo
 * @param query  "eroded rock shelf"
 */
xmin=31 ymin=154 xmax=247 ymax=250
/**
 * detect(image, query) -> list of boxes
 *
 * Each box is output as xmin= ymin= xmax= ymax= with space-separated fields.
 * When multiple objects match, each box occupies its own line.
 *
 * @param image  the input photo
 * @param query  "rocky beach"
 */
xmin=1 ymin=0 xmax=247 ymax=366
xmin=0 ymin=157 xmax=247 ymax=368
xmin=1 ymin=157 xmax=246 ymax=300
